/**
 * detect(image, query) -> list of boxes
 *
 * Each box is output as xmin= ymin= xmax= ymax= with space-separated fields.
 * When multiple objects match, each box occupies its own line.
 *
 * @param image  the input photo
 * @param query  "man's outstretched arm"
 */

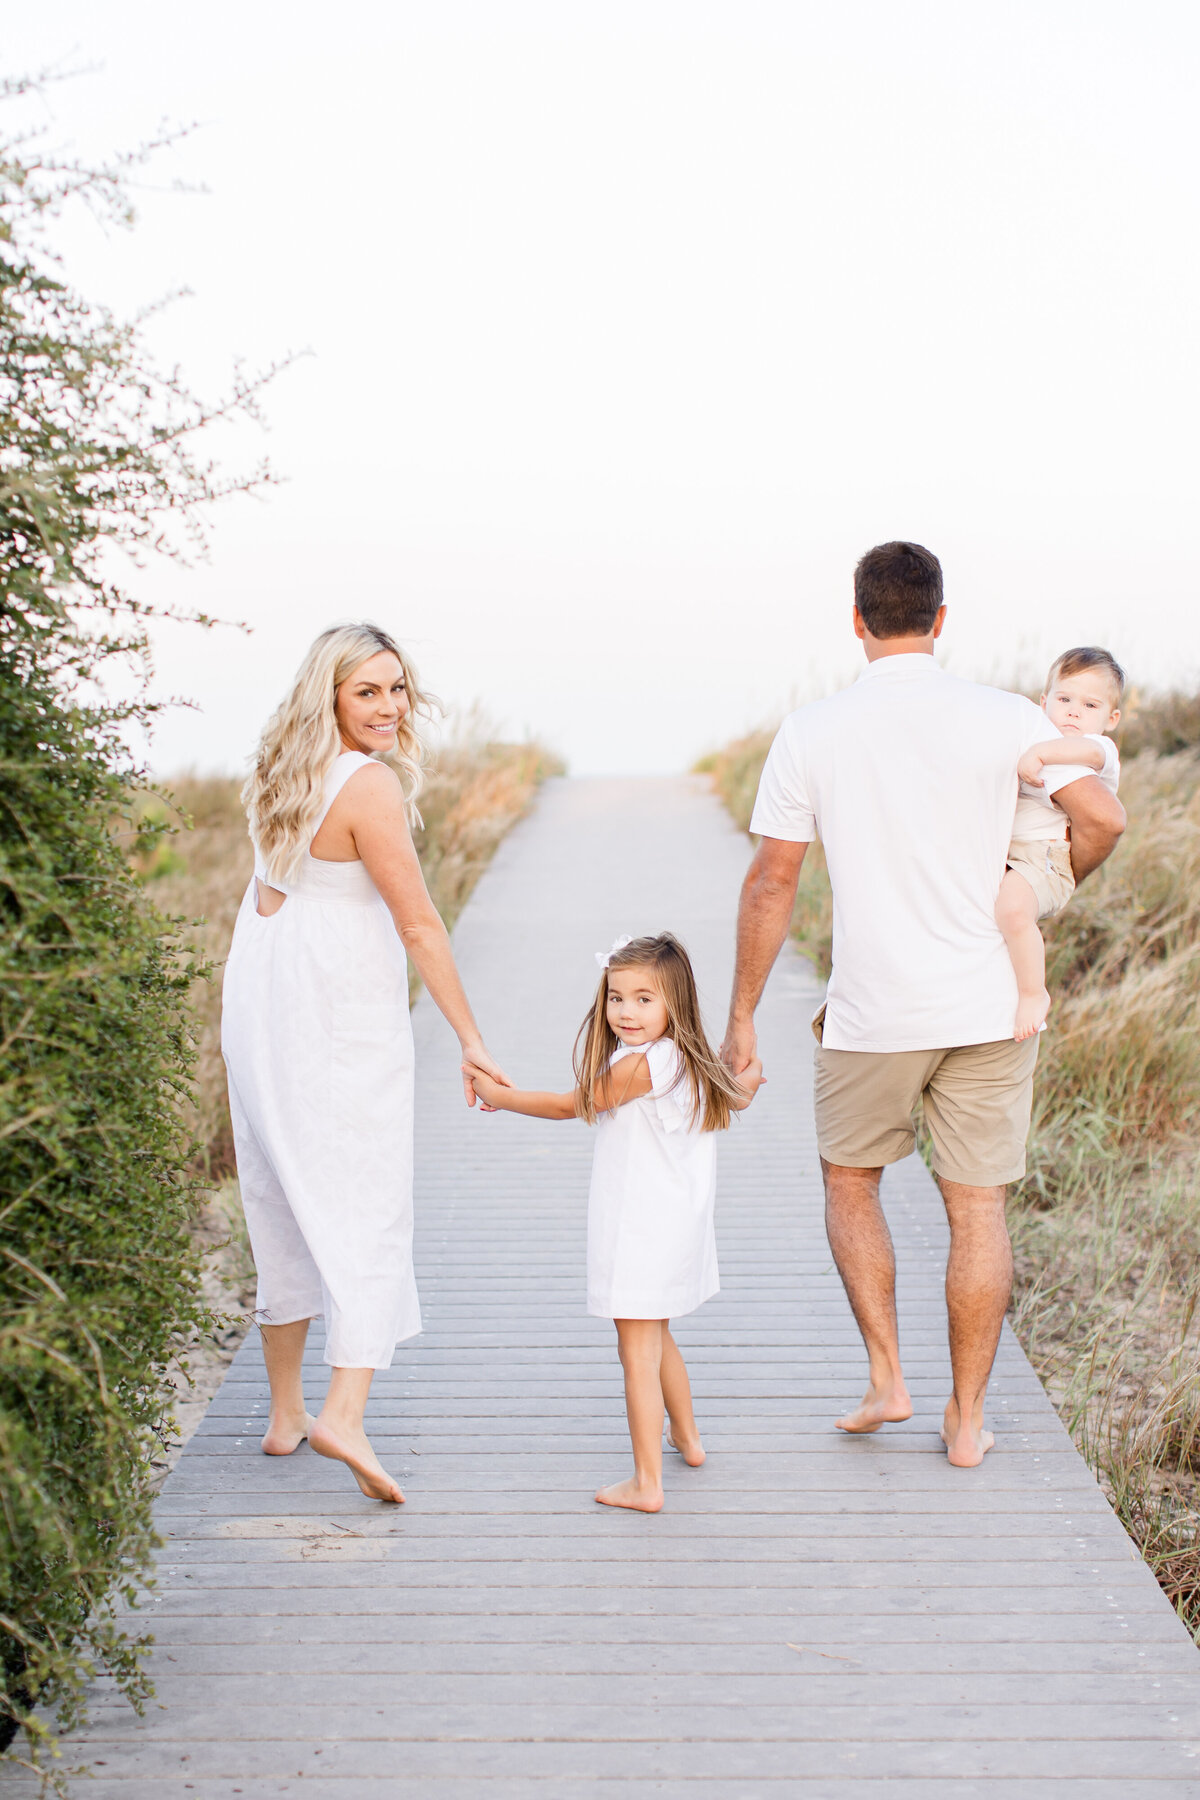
xmin=1052 ymin=774 xmax=1126 ymax=882
xmin=722 ymin=836 xmax=809 ymax=1072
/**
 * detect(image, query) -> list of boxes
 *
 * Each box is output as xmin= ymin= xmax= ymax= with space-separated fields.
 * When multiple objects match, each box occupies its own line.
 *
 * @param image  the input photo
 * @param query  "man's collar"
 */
xmin=856 ymin=652 xmax=943 ymax=682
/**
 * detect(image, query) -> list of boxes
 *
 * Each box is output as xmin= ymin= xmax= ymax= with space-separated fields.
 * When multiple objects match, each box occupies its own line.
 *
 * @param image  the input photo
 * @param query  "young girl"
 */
xmin=465 ymin=932 xmax=763 ymax=1514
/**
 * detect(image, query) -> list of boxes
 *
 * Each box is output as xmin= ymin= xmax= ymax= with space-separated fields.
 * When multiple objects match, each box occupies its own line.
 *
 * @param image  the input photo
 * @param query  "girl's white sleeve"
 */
xmin=644 ymin=1038 xmax=688 ymax=1134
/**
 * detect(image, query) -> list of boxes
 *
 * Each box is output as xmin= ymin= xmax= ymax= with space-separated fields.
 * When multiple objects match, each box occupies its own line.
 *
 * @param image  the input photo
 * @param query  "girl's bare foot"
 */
xmin=666 ymin=1431 xmax=706 ymax=1467
xmin=309 ymin=1417 xmax=405 ymax=1502
xmin=836 ymin=1379 xmax=913 ymax=1433
xmin=1014 ymin=987 xmax=1050 ymax=1041
xmin=595 ymin=1476 xmax=663 ymax=1513
xmin=261 ymin=1410 xmax=316 ymax=1456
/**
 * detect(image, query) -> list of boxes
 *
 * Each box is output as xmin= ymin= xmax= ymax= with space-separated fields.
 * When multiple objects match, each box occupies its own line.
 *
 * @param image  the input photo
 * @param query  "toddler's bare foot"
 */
xmin=595 ymin=1475 xmax=664 ymax=1513
xmin=261 ymin=1410 xmax=315 ymax=1456
xmin=309 ymin=1417 xmax=405 ymax=1502
xmin=666 ymin=1431 xmax=706 ymax=1467
xmin=1014 ymin=988 xmax=1050 ymax=1041
xmin=941 ymin=1401 xmax=995 ymax=1468
xmin=836 ymin=1379 xmax=913 ymax=1434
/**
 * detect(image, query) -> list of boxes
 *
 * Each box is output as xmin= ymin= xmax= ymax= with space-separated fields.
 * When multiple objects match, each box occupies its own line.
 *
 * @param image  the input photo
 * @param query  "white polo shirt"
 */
xmin=749 ymin=655 xmax=1093 ymax=1053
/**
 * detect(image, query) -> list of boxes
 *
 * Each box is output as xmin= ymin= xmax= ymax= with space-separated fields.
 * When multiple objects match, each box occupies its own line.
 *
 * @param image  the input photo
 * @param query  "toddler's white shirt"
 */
xmin=1011 ymin=733 xmax=1121 ymax=843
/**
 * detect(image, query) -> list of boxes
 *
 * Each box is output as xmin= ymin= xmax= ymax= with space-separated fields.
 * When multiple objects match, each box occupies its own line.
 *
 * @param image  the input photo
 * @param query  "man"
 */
xmin=721 ymin=542 xmax=1125 ymax=1466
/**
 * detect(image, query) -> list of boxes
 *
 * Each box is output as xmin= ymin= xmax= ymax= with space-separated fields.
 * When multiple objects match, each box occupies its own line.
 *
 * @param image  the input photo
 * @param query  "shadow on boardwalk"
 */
xmin=6 ymin=776 xmax=1200 ymax=1796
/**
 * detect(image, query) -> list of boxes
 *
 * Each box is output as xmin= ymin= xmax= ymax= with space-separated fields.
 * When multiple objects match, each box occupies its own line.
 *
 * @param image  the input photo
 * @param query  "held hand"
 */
xmin=459 ymin=1040 xmax=511 ymax=1108
xmin=1016 ymin=748 xmax=1047 ymax=788
xmin=462 ymin=1058 xmax=505 ymax=1112
xmin=737 ymin=1055 xmax=766 ymax=1101
xmin=720 ymin=1018 xmax=758 ymax=1075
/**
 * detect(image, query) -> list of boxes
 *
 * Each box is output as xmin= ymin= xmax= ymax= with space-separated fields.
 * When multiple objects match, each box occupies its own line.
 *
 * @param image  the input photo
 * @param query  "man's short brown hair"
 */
xmin=854 ymin=541 xmax=944 ymax=639
xmin=1045 ymin=645 xmax=1126 ymax=704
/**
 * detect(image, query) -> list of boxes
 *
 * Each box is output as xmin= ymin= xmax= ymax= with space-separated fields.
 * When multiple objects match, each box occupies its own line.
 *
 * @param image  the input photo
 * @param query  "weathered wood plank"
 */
xmin=88 ymin=1669 xmax=1200 ymax=1709
xmin=125 ymin=1639 xmax=1200 ymax=1675
xmin=8 ymin=1735 xmax=1200 ymax=1780
xmin=0 ymin=1780 xmax=1192 ymax=1800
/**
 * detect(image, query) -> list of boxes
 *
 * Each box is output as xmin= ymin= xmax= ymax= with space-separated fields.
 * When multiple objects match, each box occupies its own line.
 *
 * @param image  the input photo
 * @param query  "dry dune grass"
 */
xmin=1013 ymin=748 xmax=1200 ymax=1628
xmin=410 ymin=736 xmax=566 ymax=982
xmin=700 ymin=708 xmax=1200 ymax=1636
xmin=695 ymin=729 xmax=834 ymax=970
xmin=132 ymin=776 xmax=251 ymax=1178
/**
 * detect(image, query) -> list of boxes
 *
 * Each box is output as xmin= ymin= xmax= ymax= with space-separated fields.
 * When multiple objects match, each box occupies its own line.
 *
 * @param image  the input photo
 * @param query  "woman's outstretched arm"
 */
xmin=335 ymin=762 xmax=508 ymax=1103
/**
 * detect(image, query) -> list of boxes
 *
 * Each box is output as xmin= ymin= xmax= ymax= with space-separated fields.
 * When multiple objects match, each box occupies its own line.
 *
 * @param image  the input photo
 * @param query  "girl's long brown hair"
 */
xmin=572 ymin=933 xmax=744 ymax=1132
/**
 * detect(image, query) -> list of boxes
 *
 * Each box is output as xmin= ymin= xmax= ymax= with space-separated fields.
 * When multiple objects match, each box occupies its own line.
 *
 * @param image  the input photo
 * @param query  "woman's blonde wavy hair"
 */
xmin=572 ymin=933 xmax=744 ymax=1132
xmin=243 ymin=622 xmax=434 ymax=885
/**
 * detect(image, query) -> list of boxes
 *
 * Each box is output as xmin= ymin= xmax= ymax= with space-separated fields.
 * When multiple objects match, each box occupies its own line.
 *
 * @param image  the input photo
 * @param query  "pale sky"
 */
xmin=7 ymin=1 xmax=1199 ymax=774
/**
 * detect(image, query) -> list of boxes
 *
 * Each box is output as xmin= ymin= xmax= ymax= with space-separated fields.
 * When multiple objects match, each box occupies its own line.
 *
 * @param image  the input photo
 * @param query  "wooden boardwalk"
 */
xmin=8 ymin=775 xmax=1200 ymax=1795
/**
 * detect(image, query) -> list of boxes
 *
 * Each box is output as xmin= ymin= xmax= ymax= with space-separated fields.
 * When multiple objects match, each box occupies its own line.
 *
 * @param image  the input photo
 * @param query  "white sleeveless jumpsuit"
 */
xmin=221 ymin=752 xmax=420 ymax=1369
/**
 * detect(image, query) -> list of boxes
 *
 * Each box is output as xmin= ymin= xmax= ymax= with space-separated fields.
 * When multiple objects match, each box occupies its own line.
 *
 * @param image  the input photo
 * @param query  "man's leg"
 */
xmin=922 ymin=1034 xmax=1038 ymax=1468
xmin=937 ymin=1179 xmax=1011 ymax=1467
xmin=822 ymin=1158 xmax=913 ymax=1433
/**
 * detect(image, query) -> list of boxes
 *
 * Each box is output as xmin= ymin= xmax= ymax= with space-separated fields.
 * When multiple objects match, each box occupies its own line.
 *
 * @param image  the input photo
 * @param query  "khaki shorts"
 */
xmin=813 ymin=1018 xmax=1039 ymax=1186
xmin=1006 ymin=837 xmax=1075 ymax=920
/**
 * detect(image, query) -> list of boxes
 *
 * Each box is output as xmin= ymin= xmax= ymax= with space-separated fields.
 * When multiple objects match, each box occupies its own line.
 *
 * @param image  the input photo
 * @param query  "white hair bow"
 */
xmin=595 ymin=933 xmax=633 ymax=971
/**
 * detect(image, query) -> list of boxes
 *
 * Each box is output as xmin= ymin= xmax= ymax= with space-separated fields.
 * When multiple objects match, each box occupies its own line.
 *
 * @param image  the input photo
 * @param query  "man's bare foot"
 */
xmin=261 ymin=1410 xmax=316 ymax=1456
xmin=1014 ymin=987 xmax=1050 ymax=1041
xmin=836 ymin=1380 xmax=913 ymax=1433
xmin=941 ymin=1402 xmax=995 ymax=1468
xmin=666 ymin=1431 xmax=706 ymax=1468
xmin=309 ymin=1417 xmax=405 ymax=1502
xmin=595 ymin=1476 xmax=664 ymax=1513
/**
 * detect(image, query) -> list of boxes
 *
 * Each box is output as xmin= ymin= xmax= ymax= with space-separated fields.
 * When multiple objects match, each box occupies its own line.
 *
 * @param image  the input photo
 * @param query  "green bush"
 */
xmin=0 ymin=80 xmax=278 ymax=1775
xmin=0 ymin=643 xmax=206 ymax=1763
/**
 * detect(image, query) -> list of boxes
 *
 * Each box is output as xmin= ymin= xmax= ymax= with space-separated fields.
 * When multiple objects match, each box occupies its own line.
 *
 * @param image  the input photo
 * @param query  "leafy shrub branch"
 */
xmin=0 ymin=75 xmax=283 ymax=1776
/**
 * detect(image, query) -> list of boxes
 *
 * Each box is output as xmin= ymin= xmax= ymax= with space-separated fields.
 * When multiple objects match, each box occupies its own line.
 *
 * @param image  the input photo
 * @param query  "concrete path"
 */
xmin=8 ymin=776 xmax=1200 ymax=1796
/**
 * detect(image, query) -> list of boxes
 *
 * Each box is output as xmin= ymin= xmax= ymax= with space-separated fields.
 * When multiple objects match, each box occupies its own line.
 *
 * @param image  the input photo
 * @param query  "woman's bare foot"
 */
xmin=309 ymin=1417 xmax=405 ymax=1502
xmin=941 ymin=1402 xmax=995 ymax=1468
xmin=595 ymin=1475 xmax=664 ymax=1513
xmin=1014 ymin=987 xmax=1050 ymax=1041
xmin=666 ymin=1431 xmax=706 ymax=1468
xmin=261 ymin=1410 xmax=316 ymax=1456
xmin=836 ymin=1379 xmax=913 ymax=1434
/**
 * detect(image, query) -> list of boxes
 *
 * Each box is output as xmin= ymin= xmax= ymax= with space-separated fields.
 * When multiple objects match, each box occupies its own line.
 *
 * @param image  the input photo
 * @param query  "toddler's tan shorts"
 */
xmin=1006 ymin=837 xmax=1075 ymax=920
xmin=813 ymin=1019 xmax=1039 ymax=1187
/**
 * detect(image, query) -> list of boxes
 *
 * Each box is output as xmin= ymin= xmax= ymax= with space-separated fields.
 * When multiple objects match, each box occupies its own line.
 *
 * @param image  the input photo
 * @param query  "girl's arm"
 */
xmin=466 ymin=1077 xmax=575 ymax=1120
xmin=1018 ymin=736 xmax=1106 ymax=786
xmin=466 ymin=1055 xmax=653 ymax=1120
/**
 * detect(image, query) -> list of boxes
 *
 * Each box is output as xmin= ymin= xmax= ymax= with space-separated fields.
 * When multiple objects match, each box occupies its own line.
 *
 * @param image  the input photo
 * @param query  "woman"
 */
xmin=221 ymin=622 xmax=506 ymax=1502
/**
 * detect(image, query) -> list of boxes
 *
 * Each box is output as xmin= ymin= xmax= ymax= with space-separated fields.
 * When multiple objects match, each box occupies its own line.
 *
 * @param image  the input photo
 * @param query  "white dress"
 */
xmin=221 ymin=752 xmax=419 ymax=1370
xmin=587 ymin=1038 xmax=719 ymax=1321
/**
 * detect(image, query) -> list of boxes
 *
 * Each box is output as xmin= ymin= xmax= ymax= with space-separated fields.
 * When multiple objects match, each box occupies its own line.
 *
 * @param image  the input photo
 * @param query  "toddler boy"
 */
xmin=996 ymin=646 xmax=1123 ymax=1040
